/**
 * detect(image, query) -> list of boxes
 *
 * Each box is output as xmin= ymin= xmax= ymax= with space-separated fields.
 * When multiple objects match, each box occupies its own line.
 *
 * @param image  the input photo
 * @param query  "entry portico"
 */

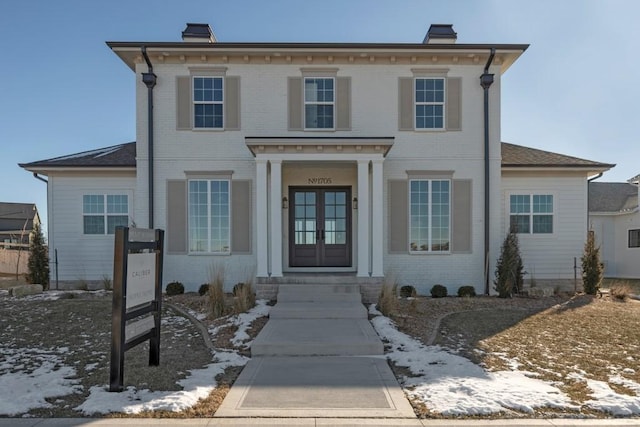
xmin=246 ymin=137 xmax=393 ymax=279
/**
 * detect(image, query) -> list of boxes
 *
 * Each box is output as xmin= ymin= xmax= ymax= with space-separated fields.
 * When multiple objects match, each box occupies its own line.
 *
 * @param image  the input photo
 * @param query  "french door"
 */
xmin=289 ymin=187 xmax=351 ymax=267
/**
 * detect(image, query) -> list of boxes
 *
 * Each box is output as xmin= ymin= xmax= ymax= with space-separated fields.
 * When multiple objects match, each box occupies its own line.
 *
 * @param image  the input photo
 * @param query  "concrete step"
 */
xmin=269 ymin=302 xmax=367 ymax=319
xmin=276 ymin=284 xmax=362 ymax=303
xmin=251 ymin=319 xmax=383 ymax=356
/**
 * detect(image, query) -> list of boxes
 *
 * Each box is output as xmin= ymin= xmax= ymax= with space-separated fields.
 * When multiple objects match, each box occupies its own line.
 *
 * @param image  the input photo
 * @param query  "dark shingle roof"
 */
xmin=19 ymin=142 xmax=136 ymax=169
xmin=501 ymin=142 xmax=614 ymax=169
xmin=0 ymin=203 xmax=37 ymax=220
xmin=589 ymin=182 xmax=638 ymax=213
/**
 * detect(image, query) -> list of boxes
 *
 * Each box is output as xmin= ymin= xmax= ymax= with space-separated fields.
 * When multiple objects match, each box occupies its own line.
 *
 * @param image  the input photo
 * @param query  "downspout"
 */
xmin=141 ymin=46 xmax=157 ymax=228
xmin=480 ymin=48 xmax=496 ymax=295
xmin=586 ymin=172 xmax=604 ymax=231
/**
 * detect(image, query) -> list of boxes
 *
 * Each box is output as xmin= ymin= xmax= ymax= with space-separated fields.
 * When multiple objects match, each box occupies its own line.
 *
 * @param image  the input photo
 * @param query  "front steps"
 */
xmin=256 ymin=274 xmax=383 ymax=303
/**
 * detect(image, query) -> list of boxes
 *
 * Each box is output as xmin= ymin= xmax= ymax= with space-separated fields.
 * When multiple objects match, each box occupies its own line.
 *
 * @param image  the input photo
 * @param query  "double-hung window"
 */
xmin=304 ymin=77 xmax=334 ymax=129
xmin=188 ymin=179 xmax=230 ymax=253
xmin=629 ymin=229 xmax=640 ymax=248
xmin=509 ymin=194 xmax=553 ymax=234
xmin=193 ymin=77 xmax=223 ymax=128
xmin=409 ymin=180 xmax=450 ymax=252
xmin=83 ymin=195 xmax=128 ymax=235
xmin=415 ymin=78 xmax=445 ymax=129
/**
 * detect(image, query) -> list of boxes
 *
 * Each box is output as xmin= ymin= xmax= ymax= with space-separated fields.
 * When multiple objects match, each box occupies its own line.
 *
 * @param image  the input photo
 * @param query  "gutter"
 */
xmin=480 ymin=48 xmax=495 ymax=295
xmin=141 ymin=46 xmax=157 ymax=228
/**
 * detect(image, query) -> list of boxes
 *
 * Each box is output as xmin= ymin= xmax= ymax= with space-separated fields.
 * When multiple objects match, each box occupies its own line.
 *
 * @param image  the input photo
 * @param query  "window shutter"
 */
xmin=225 ymin=76 xmax=241 ymax=130
xmin=398 ymin=77 xmax=414 ymax=131
xmin=232 ymin=180 xmax=251 ymax=253
xmin=446 ymin=77 xmax=462 ymax=131
xmin=176 ymin=77 xmax=192 ymax=130
xmin=167 ymin=180 xmax=187 ymax=254
xmin=336 ymin=77 xmax=351 ymax=130
xmin=452 ymin=179 xmax=472 ymax=253
xmin=388 ymin=180 xmax=408 ymax=253
xmin=288 ymin=77 xmax=303 ymax=131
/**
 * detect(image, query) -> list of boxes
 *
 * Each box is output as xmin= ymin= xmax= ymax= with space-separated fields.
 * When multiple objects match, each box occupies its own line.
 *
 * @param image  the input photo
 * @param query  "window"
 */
xmin=304 ymin=77 xmax=334 ymax=129
xmin=509 ymin=194 xmax=553 ymax=234
xmin=415 ymin=78 xmax=445 ymax=129
xmin=409 ymin=180 xmax=450 ymax=252
xmin=83 ymin=195 xmax=128 ymax=235
xmin=629 ymin=229 xmax=640 ymax=248
xmin=188 ymin=180 xmax=230 ymax=253
xmin=193 ymin=77 xmax=223 ymax=128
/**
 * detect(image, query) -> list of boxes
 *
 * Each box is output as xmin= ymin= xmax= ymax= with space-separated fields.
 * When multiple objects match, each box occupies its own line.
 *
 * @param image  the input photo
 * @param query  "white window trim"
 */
xmin=507 ymin=193 xmax=556 ymax=235
xmin=193 ymin=76 xmax=224 ymax=130
xmin=303 ymin=77 xmax=335 ymax=131
xmin=408 ymin=179 xmax=451 ymax=254
xmin=187 ymin=179 xmax=231 ymax=254
xmin=82 ymin=194 xmax=130 ymax=236
xmin=414 ymin=77 xmax=446 ymax=131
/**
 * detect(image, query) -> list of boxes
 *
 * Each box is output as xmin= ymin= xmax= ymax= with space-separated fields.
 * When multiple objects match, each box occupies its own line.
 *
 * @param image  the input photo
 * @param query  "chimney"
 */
xmin=423 ymin=24 xmax=457 ymax=44
xmin=182 ymin=23 xmax=216 ymax=43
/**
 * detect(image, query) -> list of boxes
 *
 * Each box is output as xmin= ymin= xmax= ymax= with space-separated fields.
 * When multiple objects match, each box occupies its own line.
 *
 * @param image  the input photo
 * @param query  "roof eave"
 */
xmin=20 ymin=166 xmax=136 ymax=175
xmin=502 ymin=164 xmax=614 ymax=174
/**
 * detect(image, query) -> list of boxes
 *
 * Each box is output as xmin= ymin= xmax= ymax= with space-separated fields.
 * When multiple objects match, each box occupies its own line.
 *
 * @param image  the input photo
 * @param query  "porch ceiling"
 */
xmin=245 ymin=137 xmax=394 ymax=157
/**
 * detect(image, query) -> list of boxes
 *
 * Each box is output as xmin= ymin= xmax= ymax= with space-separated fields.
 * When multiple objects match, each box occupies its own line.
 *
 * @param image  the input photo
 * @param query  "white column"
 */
xmin=256 ymin=159 xmax=268 ymax=277
xmin=270 ymin=160 xmax=283 ymax=277
xmin=371 ymin=159 xmax=384 ymax=277
xmin=357 ymin=160 xmax=370 ymax=277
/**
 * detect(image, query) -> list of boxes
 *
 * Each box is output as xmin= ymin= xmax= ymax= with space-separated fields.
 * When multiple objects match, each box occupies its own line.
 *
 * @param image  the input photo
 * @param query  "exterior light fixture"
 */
xmin=353 ymin=197 xmax=358 ymax=209
xmin=282 ymin=197 xmax=288 ymax=209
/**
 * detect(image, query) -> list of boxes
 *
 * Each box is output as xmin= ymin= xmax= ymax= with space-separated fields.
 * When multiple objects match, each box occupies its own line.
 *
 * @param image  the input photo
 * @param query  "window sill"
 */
xmin=191 ymin=128 xmax=225 ymax=132
xmin=408 ymin=251 xmax=451 ymax=255
xmin=187 ymin=252 xmax=231 ymax=256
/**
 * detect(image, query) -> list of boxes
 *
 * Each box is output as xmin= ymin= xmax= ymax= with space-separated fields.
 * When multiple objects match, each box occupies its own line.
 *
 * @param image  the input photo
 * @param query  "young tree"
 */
xmin=581 ymin=231 xmax=603 ymax=295
xmin=494 ymin=229 xmax=524 ymax=298
xmin=27 ymin=223 xmax=49 ymax=290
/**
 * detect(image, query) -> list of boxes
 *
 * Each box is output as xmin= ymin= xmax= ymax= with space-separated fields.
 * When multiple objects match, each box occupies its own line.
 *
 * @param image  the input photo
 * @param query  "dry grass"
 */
xmin=609 ymin=281 xmax=634 ymax=301
xmin=207 ymin=262 xmax=226 ymax=318
xmin=233 ymin=282 xmax=256 ymax=314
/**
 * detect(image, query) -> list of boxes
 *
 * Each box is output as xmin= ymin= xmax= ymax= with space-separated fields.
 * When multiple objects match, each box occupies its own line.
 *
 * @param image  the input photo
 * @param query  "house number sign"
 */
xmin=308 ymin=177 xmax=333 ymax=184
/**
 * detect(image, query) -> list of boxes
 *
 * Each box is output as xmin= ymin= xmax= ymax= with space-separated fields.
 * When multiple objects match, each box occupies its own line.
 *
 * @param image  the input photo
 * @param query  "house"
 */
xmin=20 ymin=23 xmax=613 ymax=297
xmin=0 ymin=202 xmax=40 ymax=249
xmin=589 ymin=176 xmax=640 ymax=278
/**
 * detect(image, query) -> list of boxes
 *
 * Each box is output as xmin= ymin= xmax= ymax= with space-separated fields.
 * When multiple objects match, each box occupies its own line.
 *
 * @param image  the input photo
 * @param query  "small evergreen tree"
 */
xmin=581 ymin=231 xmax=603 ymax=295
xmin=494 ymin=229 xmax=524 ymax=298
xmin=27 ymin=223 xmax=49 ymax=289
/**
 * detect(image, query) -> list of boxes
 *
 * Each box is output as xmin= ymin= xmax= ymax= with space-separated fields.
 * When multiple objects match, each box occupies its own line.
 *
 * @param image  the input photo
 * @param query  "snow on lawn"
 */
xmin=368 ymin=305 xmax=579 ymax=415
xmin=208 ymin=299 xmax=271 ymax=348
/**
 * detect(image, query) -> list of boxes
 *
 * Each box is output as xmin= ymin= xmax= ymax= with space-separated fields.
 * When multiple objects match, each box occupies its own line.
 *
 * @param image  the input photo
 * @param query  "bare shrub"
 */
xmin=207 ymin=262 xmax=226 ymax=318
xmin=101 ymin=274 xmax=112 ymax=291
xmin=610 ymin=282 xmax=632 ymax=301
xmin=233 ymin=282 xmax=256 ymax=314
xmin=377 ymin=275 xmax=398 ymax=316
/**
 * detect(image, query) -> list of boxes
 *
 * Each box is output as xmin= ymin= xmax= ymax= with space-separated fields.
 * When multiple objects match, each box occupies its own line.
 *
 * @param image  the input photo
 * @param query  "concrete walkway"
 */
xmin=215 ymin=284 xmax=415 ymax=418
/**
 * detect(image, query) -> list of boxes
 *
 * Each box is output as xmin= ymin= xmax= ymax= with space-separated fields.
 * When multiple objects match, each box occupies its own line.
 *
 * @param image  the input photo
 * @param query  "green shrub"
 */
xmin=457 ymin=285 xmax=476 ymax=298
xmin=26 ymin=223 xmax=49 ymax=289
xmin=582 ymin=231 xmax=603 ymax=295
xmin=494 ymin=229 xmax=524 ymax=298
xmin=198 ymin=283 xmax=209 ymax=296
xmin=430 ymin=284 xmax=448 ymax=298
xmin=165 ymin=281 xmax=184 ymax=296
xmin=399 ymin=285 xmax=417 ymax=298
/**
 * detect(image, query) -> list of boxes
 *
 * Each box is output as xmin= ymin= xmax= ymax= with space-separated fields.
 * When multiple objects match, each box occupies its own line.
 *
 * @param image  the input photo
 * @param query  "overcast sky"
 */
xmin=1 ymin=0 xmax=638 ymax=231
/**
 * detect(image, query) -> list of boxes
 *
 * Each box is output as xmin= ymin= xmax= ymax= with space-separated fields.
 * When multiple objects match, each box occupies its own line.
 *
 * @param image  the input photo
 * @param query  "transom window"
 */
xmin=304 ymin=77 xmax=334 ymax=129
xmin=409 ymin=180 xmax=450 ymax=252
xmin=415 ymin=78 xmax=445 ymax=129
xmin=629 ymin=229 xmax=640 ymax=248
xmin=188 ymin=180 xmax=230 ymax=253
xmin=83 ymin=195 xmax=128 ymax=235
xmin=193 ymin=77 xmax=223 ymax=128
xmin=509 ymin=194 xmax=553 ymax=234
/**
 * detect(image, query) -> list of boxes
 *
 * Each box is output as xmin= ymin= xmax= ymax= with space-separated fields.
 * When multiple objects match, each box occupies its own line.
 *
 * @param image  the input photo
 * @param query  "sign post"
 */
xmin=110 ymin=227 xmax=164 ymax=392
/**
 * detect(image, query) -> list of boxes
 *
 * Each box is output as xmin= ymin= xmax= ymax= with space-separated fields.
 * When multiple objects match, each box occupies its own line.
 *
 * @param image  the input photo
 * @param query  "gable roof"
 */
xmin=19 ymin=142 xmax=136 ymax=170
xmin=501 ymin=142 xmax=614 ymax=170
xmin=589 ymin=182 xmax=638 ymax=213
xmin=0 ymin=203 xmax=38 ymax=221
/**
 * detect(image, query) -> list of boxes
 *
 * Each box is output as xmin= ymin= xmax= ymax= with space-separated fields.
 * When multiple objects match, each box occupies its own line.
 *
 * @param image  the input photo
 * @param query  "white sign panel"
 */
xmin=126 ymin=253 xmax=156 ymax=309
xmin=125 ymin=316 xmax=155 ymax=342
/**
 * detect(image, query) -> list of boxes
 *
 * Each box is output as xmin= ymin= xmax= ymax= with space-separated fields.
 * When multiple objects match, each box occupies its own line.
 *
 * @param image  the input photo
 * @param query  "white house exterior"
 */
xmin=589 ymin=177 xmax=640 ymax=279
xmin=21 ymin=24 xmax=613 ymax=296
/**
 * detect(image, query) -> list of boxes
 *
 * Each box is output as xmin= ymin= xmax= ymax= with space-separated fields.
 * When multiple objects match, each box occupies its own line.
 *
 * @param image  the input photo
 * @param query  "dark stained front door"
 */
xmin=289 ymin=187 xmax=351 ymax=267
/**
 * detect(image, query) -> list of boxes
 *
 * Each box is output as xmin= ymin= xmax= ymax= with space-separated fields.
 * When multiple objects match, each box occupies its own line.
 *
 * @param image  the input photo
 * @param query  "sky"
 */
xmin=1 ymin=0 xmax=639 ymax=232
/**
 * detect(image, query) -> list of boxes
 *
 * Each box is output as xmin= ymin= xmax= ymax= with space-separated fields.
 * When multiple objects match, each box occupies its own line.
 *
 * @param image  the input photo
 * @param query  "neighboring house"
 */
xmin=20 ymin=23 xmax=613 ymax=295
xmin=0 ymin=202 xmax=40 ymax=248
xmin=589 ymin=176 xmax=640 ymax=278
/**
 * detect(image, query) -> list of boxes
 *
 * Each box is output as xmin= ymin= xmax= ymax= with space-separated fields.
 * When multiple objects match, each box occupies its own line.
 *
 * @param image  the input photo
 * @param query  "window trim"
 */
xmin=187 ymin=178 xmax=231 ymax=254
xmin=192 ymin=76 xmax=224 ymax=130
xmin=408 ymin=178 xmax=451 ymax=254
xmin=303 ymin=76 xmax=336 ymax=131
xmin=629 ymin=229 xmax=640 ymax=248
xmin=82 ymin=194 xmax=129 ymax=235
xmin=414 ymin=77 xmax=446 ymax=131
xmin=508 ymin=193 xmax=555 ymax=235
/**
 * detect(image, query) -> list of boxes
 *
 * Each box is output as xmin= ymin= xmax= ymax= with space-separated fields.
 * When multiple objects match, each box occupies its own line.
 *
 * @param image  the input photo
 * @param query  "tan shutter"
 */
xmin=225 ymin=76 xmax=240 ymax=130
xmin=336 ymin=77 xmax=351 ymax=130
xmin=446 ymin=77 xmax=462 ymax=131
xmin=288 ymin=77 xmax=303 ymax=130
xmin=232 ymin=180 xmax=251 ymax=253
xmin=176 ymin=77 xmax=192 ymax=130
xmin=398 ymin=77 xmax=414 ymax=131
xmin=167 ymin=180 xmax=187 ymax=254
xmin=388 ymin=180 xmax=408 ymax=253
xmin=452 ymin=179 xmax=472 ymax=253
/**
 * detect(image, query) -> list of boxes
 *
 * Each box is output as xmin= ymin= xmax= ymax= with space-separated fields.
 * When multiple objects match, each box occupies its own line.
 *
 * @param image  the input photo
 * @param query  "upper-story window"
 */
xmin=83 ymin=194 xmax=129 ymax=235
xmin=304 ymin=77 xmax=334 ymax=129
xmin=510 ymin=194 xmax=554 ymax=234
xmin=415 ymin=78 xmax=445 ymax=129
xmin=193 ymin=77 xmax=223 ymax=128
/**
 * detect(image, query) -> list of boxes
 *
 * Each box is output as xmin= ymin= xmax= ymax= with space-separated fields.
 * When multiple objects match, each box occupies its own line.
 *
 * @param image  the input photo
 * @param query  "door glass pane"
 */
xmin=324 ymin=191 xmax=347 ymax=246
xmin=294 ymin=191 xmax=316 ymax=244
